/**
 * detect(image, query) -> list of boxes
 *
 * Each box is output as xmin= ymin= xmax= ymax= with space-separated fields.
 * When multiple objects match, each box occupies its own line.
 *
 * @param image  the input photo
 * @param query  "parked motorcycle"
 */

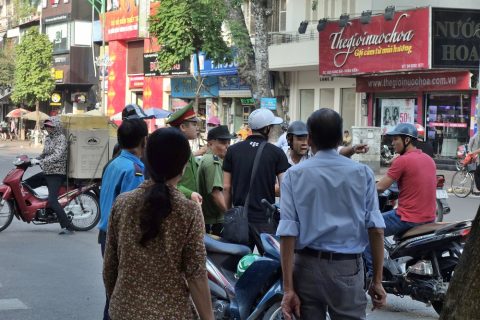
xmin=0 ymin=155 xmax=100 ymax=232
xmin=377 ymin=189 xmax=471 ymax=315
xmin=435 ymin=174 xmax=450 ymax=222
xmin=205 ymin=232 xmax=283 ymax=320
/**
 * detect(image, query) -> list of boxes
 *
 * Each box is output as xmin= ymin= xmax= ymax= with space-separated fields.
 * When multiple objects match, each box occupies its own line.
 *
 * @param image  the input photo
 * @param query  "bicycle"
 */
xmin=451 ymin=154 xmax=477 ymax=198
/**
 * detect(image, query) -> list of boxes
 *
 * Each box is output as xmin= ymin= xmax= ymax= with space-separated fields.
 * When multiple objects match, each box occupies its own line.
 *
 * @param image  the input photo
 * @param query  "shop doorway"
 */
xmin=426 ymin=94 xmax=470 ymax=158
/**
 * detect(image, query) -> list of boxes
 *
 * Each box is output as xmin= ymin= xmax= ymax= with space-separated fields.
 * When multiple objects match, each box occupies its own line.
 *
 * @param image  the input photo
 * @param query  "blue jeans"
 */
xmin=363 ymin=209 xmax=421 ymax=276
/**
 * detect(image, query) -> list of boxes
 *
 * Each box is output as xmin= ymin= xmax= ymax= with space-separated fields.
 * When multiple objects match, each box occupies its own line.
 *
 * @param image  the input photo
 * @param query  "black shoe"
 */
xmin=59 ymin=228 xmax=74 ymax=235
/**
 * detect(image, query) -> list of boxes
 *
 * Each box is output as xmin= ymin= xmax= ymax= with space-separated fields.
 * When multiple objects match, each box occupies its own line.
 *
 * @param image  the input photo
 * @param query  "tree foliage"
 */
xmin=12 ymin=28 xmax=55 ymax=106
xmin=149 ymin=0 xmax=232 ymax=73
xmin=0 ymin=46 xmax=15 ymax=88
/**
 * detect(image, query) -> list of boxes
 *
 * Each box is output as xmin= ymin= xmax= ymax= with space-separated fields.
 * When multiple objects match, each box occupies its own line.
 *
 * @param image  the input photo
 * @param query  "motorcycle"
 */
xmin=0 ymin=155 xmax=100 ymax=232
xmin=205 ymin=231 xmax=283 ymax=319
xmin=435 ymin=175 xmax=450 ymax=222
xmin=377 ymin=188 xmax=471 ymax=315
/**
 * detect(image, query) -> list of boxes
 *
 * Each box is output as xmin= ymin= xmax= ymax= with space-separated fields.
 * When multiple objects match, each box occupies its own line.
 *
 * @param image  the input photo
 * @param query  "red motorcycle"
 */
xmin=0 ymin=155 xmax=100 ymax=232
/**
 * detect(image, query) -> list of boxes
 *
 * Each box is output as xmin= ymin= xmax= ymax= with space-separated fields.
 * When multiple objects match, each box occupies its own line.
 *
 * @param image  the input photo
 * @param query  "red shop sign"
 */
xmin=129 ymin=75 xmax=145 ymax=89
xmin=356 ymin=71 xmax=472 ymax=92
xmin=319 ymin=8 xmax=430 ymax=76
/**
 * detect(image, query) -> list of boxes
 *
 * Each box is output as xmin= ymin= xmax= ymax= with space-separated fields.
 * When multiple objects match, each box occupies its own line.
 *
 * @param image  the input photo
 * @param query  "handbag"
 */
xmin=223 ymin=141 xmax=267 ymax=245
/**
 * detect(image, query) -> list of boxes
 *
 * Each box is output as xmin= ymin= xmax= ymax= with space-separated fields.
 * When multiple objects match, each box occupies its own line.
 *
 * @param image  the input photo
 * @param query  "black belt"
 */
xmin=295 ymin=247 xmax=361 ymax=261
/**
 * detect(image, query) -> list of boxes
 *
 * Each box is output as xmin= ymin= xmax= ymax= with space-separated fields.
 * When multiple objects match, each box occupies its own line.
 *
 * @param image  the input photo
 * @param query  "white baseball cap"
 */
xmin=248 ymin=108 xmax=284 ymax=130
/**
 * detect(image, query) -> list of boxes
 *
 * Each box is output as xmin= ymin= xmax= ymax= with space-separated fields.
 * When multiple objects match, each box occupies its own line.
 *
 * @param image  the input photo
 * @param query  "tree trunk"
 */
xmin=440 ymin=205 xmax=480 ymax=319
xmin=194 ymin=50 xmax=202 ymax=113
xmin=251 ymin=0 xmax=271 ymax=101
xmin=224 ymin=0 xmax=257 ymax=93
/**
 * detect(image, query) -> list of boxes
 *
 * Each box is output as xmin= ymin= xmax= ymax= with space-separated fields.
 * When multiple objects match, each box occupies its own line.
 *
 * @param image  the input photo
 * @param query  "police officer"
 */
xmin=197 ymin=125 xmax=236 ymax=236
xmin=166 ymin=103 xmax=203 ymax=204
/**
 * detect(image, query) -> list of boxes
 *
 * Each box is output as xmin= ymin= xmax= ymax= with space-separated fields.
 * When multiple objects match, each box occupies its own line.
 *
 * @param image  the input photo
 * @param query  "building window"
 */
xmin=319 ymin=88 xmax=334 ymax=109
xmin=279 ymin=0 xmax=286 ymax=31
xmin=73 ymin=21 xmax=92 ymax=46
xmin=300 ymin=89 xmax=314 ymax=121
xmin=127 ymin=40 xmax=144 ymax=75
xmin=45 ymin=22 xmax=70 ymax=54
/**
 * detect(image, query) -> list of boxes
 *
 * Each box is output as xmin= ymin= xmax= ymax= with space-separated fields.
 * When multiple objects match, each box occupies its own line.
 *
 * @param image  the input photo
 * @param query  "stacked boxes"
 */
xmin=61 ymin=114 xmax=110 ymax=180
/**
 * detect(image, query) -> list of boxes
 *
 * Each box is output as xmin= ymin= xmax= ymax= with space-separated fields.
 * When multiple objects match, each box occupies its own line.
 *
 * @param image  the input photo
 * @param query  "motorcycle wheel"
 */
xmin=0 ymin=200 xmax=14 ymax=232
xmin=435 ymin=199 xmax=444 ymax=222
xmin=65 ymin=192 xmax=100 ymax=231
xmin=431 ymin=257 xmax=459 ymax=315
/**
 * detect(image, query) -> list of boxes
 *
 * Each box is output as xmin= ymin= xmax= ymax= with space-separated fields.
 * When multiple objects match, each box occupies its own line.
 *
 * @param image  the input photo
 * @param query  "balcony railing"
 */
xmin=268 ymin=30 xmax=318 ymax=46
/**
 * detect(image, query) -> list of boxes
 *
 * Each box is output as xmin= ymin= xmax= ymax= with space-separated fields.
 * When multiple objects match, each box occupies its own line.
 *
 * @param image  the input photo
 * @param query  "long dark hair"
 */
xmin=139 ymin=128 xmax=191 ymax=246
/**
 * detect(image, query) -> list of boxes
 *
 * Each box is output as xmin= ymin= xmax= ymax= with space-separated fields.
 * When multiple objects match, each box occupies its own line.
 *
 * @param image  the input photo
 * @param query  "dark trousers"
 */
xmin=25 ymin=172 xmax=71 ymax=229
xmin=294 ymin=253 xmax=366 ymax=320
xmin=98 ymin=230 xmax=110 ymax=320
xmin=248 ymin=221 xmax=276 ymax=255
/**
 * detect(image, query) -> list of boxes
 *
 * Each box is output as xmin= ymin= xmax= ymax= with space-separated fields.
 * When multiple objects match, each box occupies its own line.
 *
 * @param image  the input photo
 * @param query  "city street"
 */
xmin=0 ymin=141 xmax=478 ymax=319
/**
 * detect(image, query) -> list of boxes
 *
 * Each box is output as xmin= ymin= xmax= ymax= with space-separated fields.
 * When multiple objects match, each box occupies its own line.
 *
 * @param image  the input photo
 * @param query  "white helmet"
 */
xmin=248 ymin=108 xmax=283 ymax=130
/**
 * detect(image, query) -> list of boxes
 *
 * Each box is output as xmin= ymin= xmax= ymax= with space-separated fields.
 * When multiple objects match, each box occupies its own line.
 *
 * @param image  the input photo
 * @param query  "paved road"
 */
xmin=0 ymin=141 xmax=478 ymax=319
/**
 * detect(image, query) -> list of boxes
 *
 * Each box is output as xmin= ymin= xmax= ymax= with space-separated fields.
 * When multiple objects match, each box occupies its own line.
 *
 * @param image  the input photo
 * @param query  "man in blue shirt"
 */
xmin=98 ymin=118 xmax=148 ymax=320
xmin=277 ymin=109 xmax=386 ymax=320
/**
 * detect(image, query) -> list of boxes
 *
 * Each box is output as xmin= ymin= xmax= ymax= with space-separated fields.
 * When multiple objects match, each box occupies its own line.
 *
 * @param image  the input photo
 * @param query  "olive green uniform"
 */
xmin=197 ymin=151 xmax=224 ymax=224
xmin=178 ymin=153 xmax=198 ymax=199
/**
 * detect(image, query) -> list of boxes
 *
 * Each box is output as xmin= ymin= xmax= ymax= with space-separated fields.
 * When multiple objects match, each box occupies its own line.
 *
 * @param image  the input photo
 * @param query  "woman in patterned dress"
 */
xmin=103 ymin=127 xmax=214 ymax=320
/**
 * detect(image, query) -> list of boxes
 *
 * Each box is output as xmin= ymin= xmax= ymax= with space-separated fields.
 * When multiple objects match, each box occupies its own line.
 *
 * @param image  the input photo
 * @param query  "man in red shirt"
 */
xmin=364 ymin=123 xmax=436 ymax=276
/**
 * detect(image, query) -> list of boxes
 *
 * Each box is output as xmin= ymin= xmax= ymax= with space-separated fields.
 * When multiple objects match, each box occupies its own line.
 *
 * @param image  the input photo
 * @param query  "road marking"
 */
xmin=0 ymin=299 xmax=28 ymax=311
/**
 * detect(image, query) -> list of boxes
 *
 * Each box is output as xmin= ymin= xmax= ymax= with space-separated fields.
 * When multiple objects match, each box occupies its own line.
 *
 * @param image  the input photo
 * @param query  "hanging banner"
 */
xmin=319 ymin=8 xmax=430 ymax=76
xmin=104 ymin=0 xmax=138 ymax=41
xmin=380 ymin=99 xmax=415 ymax=135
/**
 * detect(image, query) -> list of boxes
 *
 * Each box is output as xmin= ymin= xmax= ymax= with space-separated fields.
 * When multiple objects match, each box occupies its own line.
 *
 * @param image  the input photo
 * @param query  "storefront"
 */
xmin=357 ymin=71 xmax=475 ymax=157
xmin=318 ymin=7 xmax=480 ymax=158
xmin=193 ymin=52 xmax=252 ymax=133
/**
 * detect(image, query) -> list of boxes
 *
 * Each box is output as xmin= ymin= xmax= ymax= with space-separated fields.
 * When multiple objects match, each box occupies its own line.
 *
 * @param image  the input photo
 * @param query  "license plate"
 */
xmin=436 ymin=189 xmax=448 ymax=199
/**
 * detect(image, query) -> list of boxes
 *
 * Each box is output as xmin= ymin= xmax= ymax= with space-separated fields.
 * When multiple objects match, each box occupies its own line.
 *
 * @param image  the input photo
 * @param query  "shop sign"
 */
xmin=356 ymin=71 xmax=472 ymax=93
xmin=53 ymin=54 xmax=69 ymax=66
xmin=143 ymin=53 xmax=190 ymax=77
xmin=319 ymin=8 xmax=430 ymax=76
xmin=218 ymin=75 xmax=251 ymax=97
xmin=380 ymin=99 xmax=415 ymax=135
xmin=241 ymin=98 xmax=255 ymax=105
xmin=50 ymin=92 xmax=62 ymax=106
xmin=105 ymin=0 xmax=138 ymax=41
xmin=261 ymin=98 xmax=277 ymax=110
xmin=129 ymin=75 xmax=145 ymax=89
xmin=432 ymin=8 xmax=480 ymax=68
xmin=51 ymin=68 xmax=64 ymax=83
xmin=430 ymin=122 xmax=468 ymax=128
xmin=171 ymin=77 xmax=219 ymax=98
xmin=193 ymin=51 xmax=238 ymax=76
xmin=44 ymin=14 xmax=69 ymax=25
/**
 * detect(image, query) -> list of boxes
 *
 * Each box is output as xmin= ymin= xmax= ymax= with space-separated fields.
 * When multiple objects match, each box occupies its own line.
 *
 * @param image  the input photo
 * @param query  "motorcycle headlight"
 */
xmin=407 ymin=260 xmax=433 ymax=276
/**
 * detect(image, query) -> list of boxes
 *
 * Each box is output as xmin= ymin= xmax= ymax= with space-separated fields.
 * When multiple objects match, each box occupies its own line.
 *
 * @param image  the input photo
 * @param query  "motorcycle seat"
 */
xmin=204 ymin=235 xmax=251 ymax=257
xmin=395 ymin=222 xmax=450 ymax=241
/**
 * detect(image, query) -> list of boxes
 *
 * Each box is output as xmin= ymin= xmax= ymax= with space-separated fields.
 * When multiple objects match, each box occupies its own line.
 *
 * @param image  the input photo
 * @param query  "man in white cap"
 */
xmin=223 ymin=108 xmax=289 ymax=250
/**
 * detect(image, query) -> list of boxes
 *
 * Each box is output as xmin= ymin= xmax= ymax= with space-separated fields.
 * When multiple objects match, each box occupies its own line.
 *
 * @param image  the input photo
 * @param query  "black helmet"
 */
xmin=287 ymin=121 xmax=308 ymax=136
xmin=122 ymin=104 xmax=152 ymax=120
xmin=386 ymin=123 xmax=418 ymax=139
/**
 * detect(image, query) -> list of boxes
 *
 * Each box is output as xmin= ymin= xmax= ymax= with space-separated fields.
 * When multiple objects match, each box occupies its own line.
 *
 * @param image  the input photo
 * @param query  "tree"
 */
xmin=149 ymin=0 xmax=232 ymax=109
xmin=440 ymin=205 xmax=480 ymax=319
xmin=0 ymin=46 xmax=15 ymax=89
xmin=12 ymin=28 xmax=55 ymax=131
